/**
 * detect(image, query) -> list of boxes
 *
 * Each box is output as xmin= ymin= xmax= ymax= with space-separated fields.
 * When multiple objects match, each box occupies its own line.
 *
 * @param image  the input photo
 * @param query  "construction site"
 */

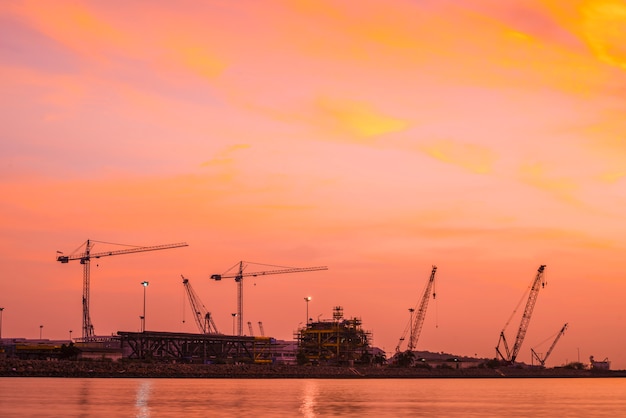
xmin=0 ymin=240 xmax=615 ymax=373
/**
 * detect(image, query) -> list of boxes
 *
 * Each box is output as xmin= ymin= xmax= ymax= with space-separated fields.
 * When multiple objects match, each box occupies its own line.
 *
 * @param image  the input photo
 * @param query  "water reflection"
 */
xmin=78 ymin=379 xmax=92 ymax=418
xmin=299 ymin=380 xmax=320 ymax=417
xmin=135 ymin=380 xmax=152 ymax=418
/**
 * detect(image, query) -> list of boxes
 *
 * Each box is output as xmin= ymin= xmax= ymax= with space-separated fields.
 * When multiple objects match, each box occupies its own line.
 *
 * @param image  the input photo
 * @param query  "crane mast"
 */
xmin=531 ymin=323 xmax=568 ymax=367
xmin=496 ymin=264 xmax=547 ymax=363
xmin=210 ymin=261 xmax=328 ymax=336
xmin=57 ymin=239 xmax=188 ymax=340
xmin=182 ymin=275 xmax=219 ymax=334
xmin=396 ymin=265 xmax=437 ymax=352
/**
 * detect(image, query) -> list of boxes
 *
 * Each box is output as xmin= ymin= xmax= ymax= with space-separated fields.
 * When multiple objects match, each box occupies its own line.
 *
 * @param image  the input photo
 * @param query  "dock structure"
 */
xmin=118 ymin=331 xmax=273 ymax=364
xmin=296 ymin=306 xmax=371 ymax=365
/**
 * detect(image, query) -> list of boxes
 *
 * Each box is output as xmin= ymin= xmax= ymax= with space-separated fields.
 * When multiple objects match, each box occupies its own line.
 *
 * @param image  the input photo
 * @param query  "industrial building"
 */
xmin=295 ymin=306 xmax=372 ymax=365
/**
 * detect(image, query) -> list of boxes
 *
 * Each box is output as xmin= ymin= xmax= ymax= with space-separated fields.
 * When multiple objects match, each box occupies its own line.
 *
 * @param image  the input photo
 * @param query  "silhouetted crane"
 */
xmin=496 ymin=265 xmax=547 ymax=364
xmin=182 ymin=275 xmax=219 ymax=334
xmin=395 ymin=265 xmax=437 ymax=352
xmin=531 ymin=323 xmax=568 ymax=367
xmin=210 ymin=261 xmax=328 ymax=336
xmin=57 ymin=239 xmax=188 ymax=339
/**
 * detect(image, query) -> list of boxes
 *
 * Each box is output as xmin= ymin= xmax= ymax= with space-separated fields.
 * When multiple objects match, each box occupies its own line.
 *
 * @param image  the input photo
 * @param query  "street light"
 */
xmin=141 ymin=281 xmax=149 ymax=332
xmin=0 ymin=307 xmax=4 ymax=340
xmin=231 ymin=313 xmax=237 ymax=335
xmin=39 ymin=324 xmax=43 ymax=339
xmin=69 ymin=330 xmax=72 ymax=341
xmin=304 ymin=297 xmax=312 ymax=325
xmin=408 ymin=308 xmax=415 ymax=351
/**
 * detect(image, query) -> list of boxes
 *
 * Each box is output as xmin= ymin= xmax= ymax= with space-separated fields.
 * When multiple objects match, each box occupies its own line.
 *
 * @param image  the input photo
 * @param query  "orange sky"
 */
xmin=1 ymin=0 xmax=625 ymax=368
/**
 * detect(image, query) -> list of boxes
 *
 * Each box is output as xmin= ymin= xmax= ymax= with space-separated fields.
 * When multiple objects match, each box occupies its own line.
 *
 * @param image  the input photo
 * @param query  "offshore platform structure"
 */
xmin=296 ymin=306 xmax=371 ymax=365
xmin=496 ymin=264 xmax=547 ymax=364
xmin=57 ymin=239 xmax=188 ymax=340
xmin=182 ymin=275 xmax=219 ymax=334
xmin=210 ymin=261 xmax=328 ymax=336
xmin=395 ymin=265 xmax=438 ymax=353
xmin=531 ymin=323 xmax=568 ymax=367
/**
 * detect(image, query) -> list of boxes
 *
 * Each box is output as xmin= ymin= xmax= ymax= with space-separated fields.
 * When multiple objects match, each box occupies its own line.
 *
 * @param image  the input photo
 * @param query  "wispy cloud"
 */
xmin=312 ymin=97 xmax=409 ymax=139
xmin=201 ymin=144 xmax=251 ymax=167
xmin=518 ymin=161 xmax=578 ymax=201
xmin=419 ymin=139 xmax=497 ymax=174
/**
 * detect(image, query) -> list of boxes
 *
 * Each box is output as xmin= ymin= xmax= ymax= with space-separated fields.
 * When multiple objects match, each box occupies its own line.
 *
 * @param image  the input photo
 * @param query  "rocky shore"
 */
xmin=1 ymin=359 xmax=625 ymax=378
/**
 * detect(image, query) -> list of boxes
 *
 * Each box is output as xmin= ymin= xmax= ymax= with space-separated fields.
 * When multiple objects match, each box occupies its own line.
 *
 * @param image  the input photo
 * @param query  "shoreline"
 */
xmin=2 ymin=359 xmax=625 ymax=379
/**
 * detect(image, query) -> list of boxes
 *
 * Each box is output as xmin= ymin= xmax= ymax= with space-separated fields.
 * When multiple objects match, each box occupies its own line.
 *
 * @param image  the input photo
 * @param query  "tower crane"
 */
xmin=395 ymin=265 xmax=437 ymax=352
xmin=210 ymin=261 xmax=328 ymax=336
xmin=56 ymin=239 xmax=188 ymax=340
xmin=496 ymin=264 xmax=547 ymax=364
xmin=531 ymin=323 xmax=568 ymax=367
xmin=182 ymin=275 xmax=219 ymax=334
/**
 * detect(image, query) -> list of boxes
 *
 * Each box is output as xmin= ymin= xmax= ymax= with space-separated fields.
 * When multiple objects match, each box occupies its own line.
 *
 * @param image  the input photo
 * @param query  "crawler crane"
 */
xmin=395 ymin=265 xmax=437 ymax=352
xmin=182 ymin=275 xmax=219 ymax=334
xmin=496 ymin=265 xmax=547 ymax=364
xmin=531 ymin=323 xmax=568 ymax=367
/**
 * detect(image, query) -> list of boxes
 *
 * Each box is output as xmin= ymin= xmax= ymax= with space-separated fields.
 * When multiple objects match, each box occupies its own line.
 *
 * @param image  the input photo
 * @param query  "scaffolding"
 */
xmin=295 ymin=306 xmax=372 ymax=365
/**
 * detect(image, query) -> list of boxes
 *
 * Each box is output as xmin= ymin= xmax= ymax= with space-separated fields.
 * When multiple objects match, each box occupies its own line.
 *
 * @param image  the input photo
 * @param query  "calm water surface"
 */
xmin=1 ymin=377 xmax=625 ymax=417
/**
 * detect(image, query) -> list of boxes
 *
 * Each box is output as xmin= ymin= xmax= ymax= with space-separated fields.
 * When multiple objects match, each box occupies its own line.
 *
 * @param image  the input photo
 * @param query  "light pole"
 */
xmin=304 ymin=297 xmax=311 ymax=325
xmin=0 ymin=307 xmax=4 ymax=340
xmin=39 ymin=325 xmax=43 ymax=339
xmin=231 ymin=313 xmax=237 ymax=335
xmin=141 ymin=281 xmax=149 ymax=332
xmin=408 ymin=308 xmax=415 ymax=351
xmin=69 ymin=330 xmax=72 ymax=341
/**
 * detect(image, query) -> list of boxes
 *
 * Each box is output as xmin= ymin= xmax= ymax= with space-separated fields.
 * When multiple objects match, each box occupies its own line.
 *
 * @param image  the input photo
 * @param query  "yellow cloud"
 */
xmin=171 ymin=44 xmax=227 ymax=79
xmin=580 ymin=0 xmax=626 ymax=69
xmin=598 ymin=171 xmax=626 ymax=183
xmin=420 ymin=140 xmax=497 ymax=174
xmin=519 ymin=162 xmax=578 ymax=199
xmin=314 ymin=97 xmax=409 ymax=139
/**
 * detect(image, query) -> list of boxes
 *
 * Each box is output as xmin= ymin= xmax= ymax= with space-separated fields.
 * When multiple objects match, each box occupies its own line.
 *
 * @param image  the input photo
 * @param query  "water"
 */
xmin=1 ymin=377 xmax=625 ymax=417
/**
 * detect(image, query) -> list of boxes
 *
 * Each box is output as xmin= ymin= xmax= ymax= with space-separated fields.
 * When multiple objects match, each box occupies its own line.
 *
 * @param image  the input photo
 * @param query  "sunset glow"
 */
xmin=1 ymin=0 xmax=625 ymax=368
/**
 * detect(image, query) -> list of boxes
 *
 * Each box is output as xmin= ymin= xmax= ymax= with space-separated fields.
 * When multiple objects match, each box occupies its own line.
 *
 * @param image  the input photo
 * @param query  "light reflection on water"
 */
xmin=0 ymin=377 xmax=625 ymax=417
xmin=135 ymin=380 xmax=152 ymax=418
xmin=299 ymin=379 xmax=319 ymax=417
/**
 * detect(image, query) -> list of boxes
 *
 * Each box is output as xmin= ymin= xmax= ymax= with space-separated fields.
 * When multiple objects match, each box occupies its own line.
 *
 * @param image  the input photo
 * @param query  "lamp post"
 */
xmin=39 ymin=325 xmax=43 ymax=339
xmin=0 ymin=307 xmax=4 ymax=340
xmin=304 ymin=296 xmax=311 ymax=325
xmin=231 ymin=313 xmax=237 ymax=335
xmin=408 ymin=308 xmax=415 ymax=351
xmin=141 ymin=281 xmax=149 ymax=332
xmin=69 ymin=329 xmax=72 ymax=341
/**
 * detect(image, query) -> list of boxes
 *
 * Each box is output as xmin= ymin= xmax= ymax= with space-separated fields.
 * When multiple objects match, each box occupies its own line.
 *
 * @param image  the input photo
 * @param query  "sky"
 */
xmin=1 ymin=0 xmax=625 ymax=369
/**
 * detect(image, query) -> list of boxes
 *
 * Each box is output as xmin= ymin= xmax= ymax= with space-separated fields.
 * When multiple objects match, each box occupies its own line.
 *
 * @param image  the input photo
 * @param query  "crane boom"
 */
xmin=182 ymin=275 xmax=219 ymax=334
xmin=531 ymin=323 xmax=568 ymax=367
xmin=496 ymin=264 xmax=547 ymax=363
xmin=56 ymin=239 xmax=188 ymax=340
xmin=210 ymin=261 xmax=328 ymax=336
xmin=396 ymin=265 xmax=437 ymax=352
